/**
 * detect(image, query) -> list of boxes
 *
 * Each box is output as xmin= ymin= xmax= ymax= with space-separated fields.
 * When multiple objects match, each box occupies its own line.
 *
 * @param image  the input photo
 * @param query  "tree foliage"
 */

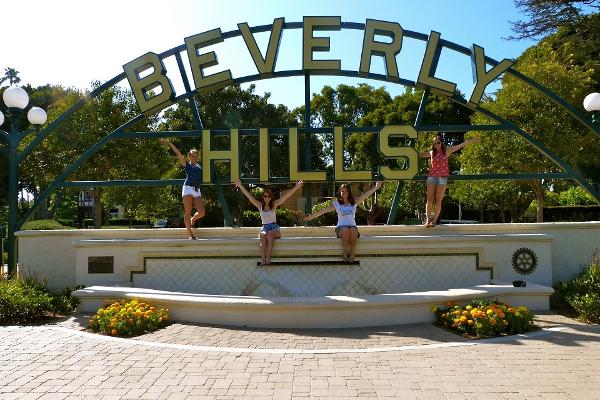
xmin=453 ymin=13 xmax=600 ymax=221
xmin=509 ymin=0 xmax=600 ymax=40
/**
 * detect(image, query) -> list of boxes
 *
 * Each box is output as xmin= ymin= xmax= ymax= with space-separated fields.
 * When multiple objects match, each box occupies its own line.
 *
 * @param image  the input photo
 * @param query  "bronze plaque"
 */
xmin=88 ymin=256 xmax=114 ymax=274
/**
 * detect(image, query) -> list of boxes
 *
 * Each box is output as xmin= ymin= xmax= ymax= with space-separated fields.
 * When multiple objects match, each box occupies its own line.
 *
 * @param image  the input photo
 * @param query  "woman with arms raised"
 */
xmin=235 ymin=180 xmax=304 ymax=265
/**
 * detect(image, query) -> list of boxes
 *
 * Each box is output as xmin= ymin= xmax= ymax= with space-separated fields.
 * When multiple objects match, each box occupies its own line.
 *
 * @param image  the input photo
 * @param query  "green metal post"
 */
xmin=303 ymin=73 xmax=313 ymax=216
xmin=6 ymin=117 xmax=19 ymax=275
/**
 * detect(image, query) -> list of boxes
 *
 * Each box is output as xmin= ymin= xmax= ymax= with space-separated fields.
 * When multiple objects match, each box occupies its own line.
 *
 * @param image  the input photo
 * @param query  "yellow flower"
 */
xmin=486 ymin=309 xmax=494 ymax=316
xmin=466 ymin=305 xmax=472 ymax=310
xmin=430 ymin=305 xmax=438 ymax=312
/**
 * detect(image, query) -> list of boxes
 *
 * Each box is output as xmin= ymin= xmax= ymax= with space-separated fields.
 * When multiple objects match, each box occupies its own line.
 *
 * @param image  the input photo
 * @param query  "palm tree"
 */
xmin=0 ymin=67 xmax=21 ymax=86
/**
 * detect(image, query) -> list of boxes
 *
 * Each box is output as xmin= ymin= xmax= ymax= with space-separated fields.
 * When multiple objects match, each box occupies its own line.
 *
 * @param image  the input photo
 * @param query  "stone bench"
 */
xmin=73 ymin=280 xmax=554 ymax=328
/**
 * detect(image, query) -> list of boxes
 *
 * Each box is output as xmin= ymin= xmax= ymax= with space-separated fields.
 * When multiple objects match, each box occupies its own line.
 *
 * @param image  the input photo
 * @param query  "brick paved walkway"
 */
xmin=1 ymin=312 xmax=599 ymax=399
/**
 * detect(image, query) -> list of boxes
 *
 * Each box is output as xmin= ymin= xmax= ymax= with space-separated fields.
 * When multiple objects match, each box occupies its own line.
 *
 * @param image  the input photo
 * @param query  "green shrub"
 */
xmin=21 ymin=220 xmax=68 ymax=230
xmin=432 ymin=300 xmax=535 ymax=338
xmin=56 ymin=218 xmax=76 ymax=227
xmin=88 ymin=299 xmax=169 ymax=336
xmin=107 ymin=218 xmax=149 ymax=226
xmin=553 ymin=251 xmax=600 ymax=323
xmin=308 ymin=200 xmax=337 ymax=226
xmin=0 ymin=275 xmax=79 ymax=324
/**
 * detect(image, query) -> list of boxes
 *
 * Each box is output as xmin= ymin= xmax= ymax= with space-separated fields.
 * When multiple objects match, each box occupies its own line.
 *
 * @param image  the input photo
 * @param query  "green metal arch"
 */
xmin=19 ymin=20 xmax=600 ymax=229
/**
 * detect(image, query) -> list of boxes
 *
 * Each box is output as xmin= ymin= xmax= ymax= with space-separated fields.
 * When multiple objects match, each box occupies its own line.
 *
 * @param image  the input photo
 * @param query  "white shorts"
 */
xmin=182 ymin=185 xmax=202 ymax=198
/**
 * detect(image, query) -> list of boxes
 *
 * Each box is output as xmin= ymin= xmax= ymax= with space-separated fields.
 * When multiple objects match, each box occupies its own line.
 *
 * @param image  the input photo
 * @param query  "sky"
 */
xmin=1 ymin=0 xmax=537 ymax=110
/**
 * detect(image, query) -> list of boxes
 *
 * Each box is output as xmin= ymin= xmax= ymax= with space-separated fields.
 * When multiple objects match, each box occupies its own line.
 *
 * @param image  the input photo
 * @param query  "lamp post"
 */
xmin=584 ymin=92 xmax=600 ymax=122
xmin=0 ymin=86 xmax=47 ymax=275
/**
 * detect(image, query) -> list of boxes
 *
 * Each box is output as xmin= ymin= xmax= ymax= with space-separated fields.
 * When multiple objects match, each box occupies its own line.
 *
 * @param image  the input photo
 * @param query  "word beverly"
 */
xmin=123 ymin=17 xmax=513 ymax=115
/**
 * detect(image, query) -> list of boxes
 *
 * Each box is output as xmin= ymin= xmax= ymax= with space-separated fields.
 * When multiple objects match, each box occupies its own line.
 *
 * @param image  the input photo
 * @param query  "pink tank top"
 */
xmin=428 ymin=151 xmax=449 ymax=177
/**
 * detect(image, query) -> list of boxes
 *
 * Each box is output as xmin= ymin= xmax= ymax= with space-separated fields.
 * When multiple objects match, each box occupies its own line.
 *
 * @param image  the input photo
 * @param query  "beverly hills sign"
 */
xmin=123 ymin=17 xmax=514 ymax=183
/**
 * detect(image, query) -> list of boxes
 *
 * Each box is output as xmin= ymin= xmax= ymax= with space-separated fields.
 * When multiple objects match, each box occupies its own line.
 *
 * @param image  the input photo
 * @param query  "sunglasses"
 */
xmin=263 ymin=194 xmax=271 ymax=198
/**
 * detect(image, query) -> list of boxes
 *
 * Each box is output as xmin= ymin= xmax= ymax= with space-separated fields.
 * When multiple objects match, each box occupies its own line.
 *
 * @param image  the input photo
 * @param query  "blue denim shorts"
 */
xmin=426 ymin=176 xmax=448 ymax=185
xmin=335 ymin=225 xmax=360 ymax=238
xmin=261 ymin=223 xmax=280 ymax=233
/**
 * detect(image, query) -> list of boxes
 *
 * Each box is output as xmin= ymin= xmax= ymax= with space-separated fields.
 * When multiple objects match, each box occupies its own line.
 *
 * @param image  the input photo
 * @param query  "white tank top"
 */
xmin=334 ymin=200 xmax=356 ymax=227
xmin=260 ymin=207 xmax=277 ymax=224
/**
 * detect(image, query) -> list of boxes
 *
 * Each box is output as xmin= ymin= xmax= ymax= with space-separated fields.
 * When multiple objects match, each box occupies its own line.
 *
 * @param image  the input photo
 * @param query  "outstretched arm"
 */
xmin=234 ymin=179 xmax=262 ymax=209
xmin=165 ymin=140 xmax=186 ymax=167
xmin=447 ymin=137 xmax=480 ymax=155
xmin=305 ymin=203 xmax=336 ymax=222
xmin=418 ymin=150 xmax=431 ymax=158
xmin=273 ymin=180 xmax=304 ymax=208
xmin=355 ymin=181 xmax=383 ymax=204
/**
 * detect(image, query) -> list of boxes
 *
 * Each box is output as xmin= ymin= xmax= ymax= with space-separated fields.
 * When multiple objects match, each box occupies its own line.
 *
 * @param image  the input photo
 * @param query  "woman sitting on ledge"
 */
xmin=235 ymin=179 xmax=304 ymax=265
xmin=305 ymin=181 xmax=383 ymax=263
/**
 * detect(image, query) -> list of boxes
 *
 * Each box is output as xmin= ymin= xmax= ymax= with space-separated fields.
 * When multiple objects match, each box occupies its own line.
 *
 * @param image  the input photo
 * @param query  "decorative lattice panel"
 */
xmin=133 ymin=254 xmax=489 ymax=296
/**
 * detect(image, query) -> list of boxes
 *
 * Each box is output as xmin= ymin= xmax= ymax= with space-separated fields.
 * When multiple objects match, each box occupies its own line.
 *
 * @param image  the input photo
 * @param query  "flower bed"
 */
xmin=432 ymin=299 xmax=535 ymax=338
xmin=88 ymin=299 xmax=169 ymax=337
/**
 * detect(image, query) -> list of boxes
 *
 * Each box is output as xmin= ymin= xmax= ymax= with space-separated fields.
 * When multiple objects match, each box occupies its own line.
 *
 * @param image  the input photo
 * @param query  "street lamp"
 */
xmin=584 ymin=92 xmax=600 ymax=121
xmin=0 ymin=86 xmax=47 ymax=275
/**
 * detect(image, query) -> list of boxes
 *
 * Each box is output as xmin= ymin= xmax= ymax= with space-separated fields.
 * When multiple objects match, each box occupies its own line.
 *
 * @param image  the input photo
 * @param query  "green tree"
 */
xmin=20 ymin=83 xmax=164 ymax=227
xmin=456 ymin=22 xmax=600 ymax=221
xmin=0 ymin=67 xmax=21 ymax=87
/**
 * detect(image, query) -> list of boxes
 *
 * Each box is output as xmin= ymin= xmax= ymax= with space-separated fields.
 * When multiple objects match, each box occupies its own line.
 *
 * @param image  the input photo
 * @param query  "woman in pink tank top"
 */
xmin=418 ymin=134 xmax=480 ymax=227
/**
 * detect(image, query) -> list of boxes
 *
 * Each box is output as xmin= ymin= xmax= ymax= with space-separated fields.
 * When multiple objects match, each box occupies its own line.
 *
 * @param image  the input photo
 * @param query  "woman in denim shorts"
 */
xmin=166 ymin=140 xmax=205 ymax=239
xmin=418 ymin=134 xmax=480 ymax=227
xmin=235 ymin=179 xmax=304 ymax=265
xmin=305 ymin=181 xmax=383 ymax=263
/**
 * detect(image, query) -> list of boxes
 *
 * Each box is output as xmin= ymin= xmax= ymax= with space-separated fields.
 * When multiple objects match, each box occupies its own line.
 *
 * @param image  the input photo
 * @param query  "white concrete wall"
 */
xmin=16 ymin=222 xmax=600 ymax=291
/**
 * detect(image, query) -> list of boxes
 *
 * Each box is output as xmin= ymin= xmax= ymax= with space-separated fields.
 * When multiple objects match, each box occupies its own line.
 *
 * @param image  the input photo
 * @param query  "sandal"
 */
xmin=188 ymin=236 xmax=197 ymax=240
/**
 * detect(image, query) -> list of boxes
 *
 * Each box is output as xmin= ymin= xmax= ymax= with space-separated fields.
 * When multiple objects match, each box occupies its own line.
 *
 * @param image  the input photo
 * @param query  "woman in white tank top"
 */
xmin=305 ymin=181 xmax=383 ymax=263
xmin=235 ymin=180 xmax=304 ymax=265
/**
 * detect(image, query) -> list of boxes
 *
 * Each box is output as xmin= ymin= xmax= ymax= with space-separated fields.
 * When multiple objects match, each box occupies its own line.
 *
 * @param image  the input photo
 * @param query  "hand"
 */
xmin=471 ymin=136 xmax=481 ymax=143
xmin=375 ymin=181 xmax=383 ymax=189
xmin=234 ymin=179 xmax=241 ymax=188
xmin=296 ymin=180 xmax=304 ymax=187
xmin=304 ymin=214 xmax=312 ymax=221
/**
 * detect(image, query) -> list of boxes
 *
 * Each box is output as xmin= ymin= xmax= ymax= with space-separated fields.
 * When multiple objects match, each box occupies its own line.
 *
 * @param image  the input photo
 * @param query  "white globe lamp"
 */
xmin=3 ymin=86 xmax=29 ymax=109
xmin=27 ymin=107 xmax=48 ymax=125
xmin=583 ymin=92 xmax=600 ymax=112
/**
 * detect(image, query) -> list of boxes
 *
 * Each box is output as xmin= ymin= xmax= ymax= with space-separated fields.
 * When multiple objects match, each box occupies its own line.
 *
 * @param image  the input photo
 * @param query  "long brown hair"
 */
xmin=431 ymin=134 xmax=447 ymax=155
xmin=336 ymin=184 xmax=355 ymax=206
xmin=261 ymin=188 xmax=275 ymax=211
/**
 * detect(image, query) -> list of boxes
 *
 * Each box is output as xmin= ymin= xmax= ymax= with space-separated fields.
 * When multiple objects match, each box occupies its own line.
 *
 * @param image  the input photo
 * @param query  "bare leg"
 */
xmin=259 ymin=232 xmax=267 ymax=265
xmin=431 ymin=184 xmax=447 ymax=226
xmin=183 ymin=195 xmax=194 ymax=238
xmin=425 ymin=183 xmax=436 ymax=226
xmin=340 ymin=229 xmax=351 ymax=261
xmin=265 ymin=230 xmax=281 ymax=264
xmin=191 ymin=197 xmax=206 ymax=226
xmin=348 ymin=228 xmax=359 ymax=261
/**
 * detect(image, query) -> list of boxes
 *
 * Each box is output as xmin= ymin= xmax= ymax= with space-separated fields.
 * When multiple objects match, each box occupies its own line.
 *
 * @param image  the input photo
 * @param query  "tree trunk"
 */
xmin=92 ymin=188 xmax=102 ymax=229
xmin=500 ymin=204 xmax=506 ymax=223
xmin=528 ymin=180 xmax=544 ymax=223
xmin=48 ymin=190 xmax=64 ymax=219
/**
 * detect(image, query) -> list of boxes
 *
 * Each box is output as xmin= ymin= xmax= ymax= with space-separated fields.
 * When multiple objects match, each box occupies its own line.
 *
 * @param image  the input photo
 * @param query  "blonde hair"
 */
xmin=188 ymin=149 xmax=198 ymax=157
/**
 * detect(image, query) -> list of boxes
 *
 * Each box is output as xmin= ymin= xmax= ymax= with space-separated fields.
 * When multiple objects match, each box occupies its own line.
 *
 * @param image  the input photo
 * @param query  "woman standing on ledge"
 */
xmin=305 ymin=181 xmax=383 ymax=263
xmin=165 ymin=140 xmax=205 ymax=239
xmin=235 ymin=179 xmax=304 ymax=265
xmin=419 ymin=134 xmax=480 ymax=228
